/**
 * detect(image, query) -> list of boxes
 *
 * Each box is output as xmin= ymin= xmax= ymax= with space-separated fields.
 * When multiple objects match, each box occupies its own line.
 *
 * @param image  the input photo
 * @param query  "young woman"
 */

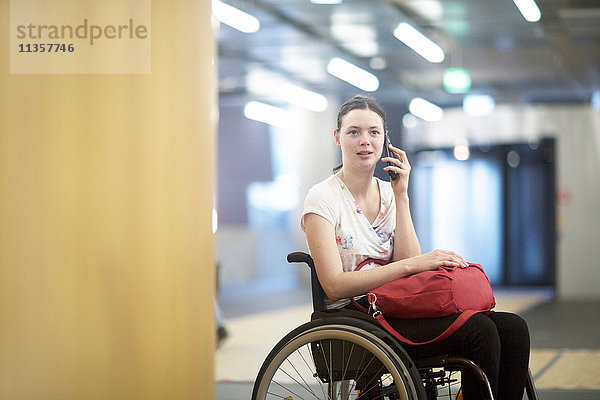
xmin=301 ymin=95 xmax=530 ymax=399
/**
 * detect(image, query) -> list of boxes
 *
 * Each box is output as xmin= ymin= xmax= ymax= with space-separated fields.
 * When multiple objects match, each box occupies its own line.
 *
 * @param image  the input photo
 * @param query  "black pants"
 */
xmin=386 ymin=312 xmax=530 ymax=400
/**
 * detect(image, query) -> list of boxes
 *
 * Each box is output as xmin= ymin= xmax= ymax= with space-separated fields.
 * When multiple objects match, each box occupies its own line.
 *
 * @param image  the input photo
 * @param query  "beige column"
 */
xmin=0 ymin=1 xmax=216 ymax=398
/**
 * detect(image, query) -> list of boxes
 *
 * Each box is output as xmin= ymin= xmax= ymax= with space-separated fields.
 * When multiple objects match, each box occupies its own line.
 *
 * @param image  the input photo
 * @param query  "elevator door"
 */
xmin=410 ymin=139 xmax=555 ymax=287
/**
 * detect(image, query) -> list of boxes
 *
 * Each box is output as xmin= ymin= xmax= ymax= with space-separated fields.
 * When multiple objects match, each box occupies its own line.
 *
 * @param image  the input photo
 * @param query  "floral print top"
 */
xmin=301 ymin=174 xmax=396 ymax=309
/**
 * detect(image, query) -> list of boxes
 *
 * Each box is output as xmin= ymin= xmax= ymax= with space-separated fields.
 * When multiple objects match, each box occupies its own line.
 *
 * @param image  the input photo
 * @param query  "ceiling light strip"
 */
xmin=244 ymin=101 xmax=290 ymax=127
xmin=513 ymin=0 xmax=541 ymax=22
xmin=212 ymin=0 xmax=260 ymax=33
xmin=281 ymin=84 xmax=328 ymax=112
xmin=393 ymin=23 xmax=444 ymax=63
xmin=409 ymin=97 xmax=443 ymax=121
xmin=327 ymin=57 xmax=379 ymax=92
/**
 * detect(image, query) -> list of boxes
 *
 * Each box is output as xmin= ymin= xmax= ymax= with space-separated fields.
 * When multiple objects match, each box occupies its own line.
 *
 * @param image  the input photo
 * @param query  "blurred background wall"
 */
xmin=215 ymin=101 xmax=600 ymax=301
xmin=412 ymin=104 xmax=600 ymax=299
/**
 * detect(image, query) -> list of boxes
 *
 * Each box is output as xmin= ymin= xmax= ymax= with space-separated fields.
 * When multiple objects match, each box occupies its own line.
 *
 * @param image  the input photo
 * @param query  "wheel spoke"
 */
xmin=253 ymin=322 xmax=419 ymax=400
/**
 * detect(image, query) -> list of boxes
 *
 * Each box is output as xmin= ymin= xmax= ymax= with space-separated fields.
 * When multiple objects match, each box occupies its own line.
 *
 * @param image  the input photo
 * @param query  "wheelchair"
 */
xmin=252 ymin=252 xmax=538 ymax=400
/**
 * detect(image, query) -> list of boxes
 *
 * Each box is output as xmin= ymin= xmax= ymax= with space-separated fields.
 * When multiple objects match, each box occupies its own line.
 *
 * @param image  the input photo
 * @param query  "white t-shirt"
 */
xmin=301 ymin=174 xmax=396 ymax=309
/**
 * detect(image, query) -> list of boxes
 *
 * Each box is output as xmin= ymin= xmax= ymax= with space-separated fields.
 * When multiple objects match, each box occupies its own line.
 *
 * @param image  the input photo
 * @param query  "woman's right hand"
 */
xmin=408 ymin=249 xmax=469 ymax=272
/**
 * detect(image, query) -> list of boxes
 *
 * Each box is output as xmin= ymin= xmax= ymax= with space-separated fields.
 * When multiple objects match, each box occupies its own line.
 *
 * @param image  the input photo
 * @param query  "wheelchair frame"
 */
xmin=251 ymin=252 xmax=538 ymax=400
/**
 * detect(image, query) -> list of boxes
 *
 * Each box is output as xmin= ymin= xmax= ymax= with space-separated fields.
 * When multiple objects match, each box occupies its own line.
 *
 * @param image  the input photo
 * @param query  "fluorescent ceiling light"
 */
xmin=327 ymin=57 xmax=379 ymax=92
xmin=212 ymin=0 xmax=260 ymax=33
xmin=247 ymin=70 xmax=328 ymax=112
xmin=463 ymin=94 xmax=495 ymax=116
xmin=454 ymin=138 xmax=470 ymax=161
xmin=408 ymin=97 xmax=443 ymax=121
xmin=244 ymin=101 xmax=290 ymax=127
xmin=513 ymin=0 xmax=541 ymax=22
xmin=393 ymin=22 xmax=444 ymax=63
xmin=405 ymin=0 xmax=443 ymax=22
xmin=342 ymin=41 xmax=379 ymax=58
xmin=311 ymin=0 xmax=342 ymax=4
xmin=281 ymin=84 xmax=328 ymax=112
xmin=331 ymin=24 xmax=378 ymax=57
xmin=331 ymin=24 xmax=376 ymax=41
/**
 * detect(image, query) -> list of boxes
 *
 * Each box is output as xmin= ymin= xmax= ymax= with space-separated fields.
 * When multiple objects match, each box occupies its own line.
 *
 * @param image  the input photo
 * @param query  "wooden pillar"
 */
xmin=0 ymin=0 xmax=216 ymax=398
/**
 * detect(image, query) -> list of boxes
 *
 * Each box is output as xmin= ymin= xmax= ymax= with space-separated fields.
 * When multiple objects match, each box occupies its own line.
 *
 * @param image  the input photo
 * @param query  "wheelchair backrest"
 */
xmin=287 ymin=252 xmax=327 ymax=312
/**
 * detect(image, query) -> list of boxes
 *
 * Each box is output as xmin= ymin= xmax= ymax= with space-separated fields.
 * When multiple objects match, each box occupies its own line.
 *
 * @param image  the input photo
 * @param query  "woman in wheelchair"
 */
xmin=300 ymin=95 xmax=530 ymax=400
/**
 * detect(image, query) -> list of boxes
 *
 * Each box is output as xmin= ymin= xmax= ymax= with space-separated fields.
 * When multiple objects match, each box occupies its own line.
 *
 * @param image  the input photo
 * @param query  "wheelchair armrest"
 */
xmin=287 ymin=251 xmax=312 ymax=264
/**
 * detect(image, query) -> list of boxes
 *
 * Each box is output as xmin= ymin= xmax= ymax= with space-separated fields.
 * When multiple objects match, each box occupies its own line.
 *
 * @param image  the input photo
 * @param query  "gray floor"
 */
xmin=519 ymin=300 xmax=600 ymax=349
xmin=217 ymin=382 xmax=600 ymax=400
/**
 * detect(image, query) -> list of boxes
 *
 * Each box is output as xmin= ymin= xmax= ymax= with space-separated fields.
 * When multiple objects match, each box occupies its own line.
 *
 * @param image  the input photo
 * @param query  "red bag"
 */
xmin=352 ymin=258 xmax=496 ymax=345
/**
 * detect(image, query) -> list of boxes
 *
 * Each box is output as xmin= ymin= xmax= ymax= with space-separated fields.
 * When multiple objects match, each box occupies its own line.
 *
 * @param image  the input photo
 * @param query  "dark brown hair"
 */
xmin=333 ymin=95 xmax=387 ymax=173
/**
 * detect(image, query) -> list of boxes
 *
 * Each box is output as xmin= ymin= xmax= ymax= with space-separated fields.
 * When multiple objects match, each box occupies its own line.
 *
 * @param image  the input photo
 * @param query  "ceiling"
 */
xmin=215 ymin=0 xmax=600 ymax=111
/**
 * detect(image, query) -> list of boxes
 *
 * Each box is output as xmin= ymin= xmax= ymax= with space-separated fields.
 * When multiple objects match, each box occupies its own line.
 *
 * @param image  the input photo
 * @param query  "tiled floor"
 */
xmin=216 ymin=282 xmax=600 ymax=399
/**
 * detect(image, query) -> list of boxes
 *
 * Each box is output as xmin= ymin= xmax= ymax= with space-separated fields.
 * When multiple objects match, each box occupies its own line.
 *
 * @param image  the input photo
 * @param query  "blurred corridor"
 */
xmin=212 ymin=1 xmax=600 ymax=397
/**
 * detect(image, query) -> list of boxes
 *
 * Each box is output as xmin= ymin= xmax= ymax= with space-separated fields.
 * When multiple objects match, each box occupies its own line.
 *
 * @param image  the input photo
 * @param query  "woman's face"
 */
xmin=335 ymin=108 xmax=385 ymax=172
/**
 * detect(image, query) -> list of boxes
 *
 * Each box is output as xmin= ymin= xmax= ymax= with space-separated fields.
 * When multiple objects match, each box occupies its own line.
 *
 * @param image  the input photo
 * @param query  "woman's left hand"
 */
xmin=382 ymin=143 xmax=411 ymax=196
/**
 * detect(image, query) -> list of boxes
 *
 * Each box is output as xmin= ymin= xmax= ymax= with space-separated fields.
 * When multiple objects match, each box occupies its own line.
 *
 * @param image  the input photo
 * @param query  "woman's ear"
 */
xmin=333 ymin=129 xmax=341 ymax=148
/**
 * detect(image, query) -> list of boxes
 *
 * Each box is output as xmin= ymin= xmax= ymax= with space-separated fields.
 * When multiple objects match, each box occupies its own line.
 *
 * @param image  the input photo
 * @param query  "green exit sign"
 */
xmin=443 ymin=68 xmax=471 ymax=93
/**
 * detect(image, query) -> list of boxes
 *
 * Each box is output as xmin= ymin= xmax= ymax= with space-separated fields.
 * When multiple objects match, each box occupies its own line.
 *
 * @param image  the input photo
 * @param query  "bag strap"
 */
xmin=351 ymin=293 xmax=374 ymax=313
xmin=350 ymin=258 xmax=386 ymax=313
xmin=354 ymin=258 xmax=387 ymax=271
xmin=374 ymin=310 xmax=479 ymax=346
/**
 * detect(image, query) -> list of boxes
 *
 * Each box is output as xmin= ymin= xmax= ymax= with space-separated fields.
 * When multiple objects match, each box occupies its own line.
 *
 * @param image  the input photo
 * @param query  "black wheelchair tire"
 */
xmin=252 ymin=316 xmax=427 ymax=400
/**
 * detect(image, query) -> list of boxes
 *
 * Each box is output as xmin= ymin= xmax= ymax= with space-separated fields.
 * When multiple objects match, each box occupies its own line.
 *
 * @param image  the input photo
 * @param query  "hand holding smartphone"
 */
xmin=384 ymin=134 xmax=398 ymax=181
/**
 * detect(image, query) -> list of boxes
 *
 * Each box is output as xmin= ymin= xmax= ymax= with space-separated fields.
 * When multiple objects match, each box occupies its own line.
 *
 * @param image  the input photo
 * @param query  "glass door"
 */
xmin=408 ymin=139 xmax=556 ymax=288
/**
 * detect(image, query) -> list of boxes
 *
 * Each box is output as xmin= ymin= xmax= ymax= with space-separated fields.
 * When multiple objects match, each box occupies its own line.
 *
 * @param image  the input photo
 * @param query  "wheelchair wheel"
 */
xmin=252 ymin=317 xmax=425 ymax=400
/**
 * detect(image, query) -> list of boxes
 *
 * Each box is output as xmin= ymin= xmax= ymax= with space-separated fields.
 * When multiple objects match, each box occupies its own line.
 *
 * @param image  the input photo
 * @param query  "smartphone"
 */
xmin=384 ymin=134 xmax=398 ymax=181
